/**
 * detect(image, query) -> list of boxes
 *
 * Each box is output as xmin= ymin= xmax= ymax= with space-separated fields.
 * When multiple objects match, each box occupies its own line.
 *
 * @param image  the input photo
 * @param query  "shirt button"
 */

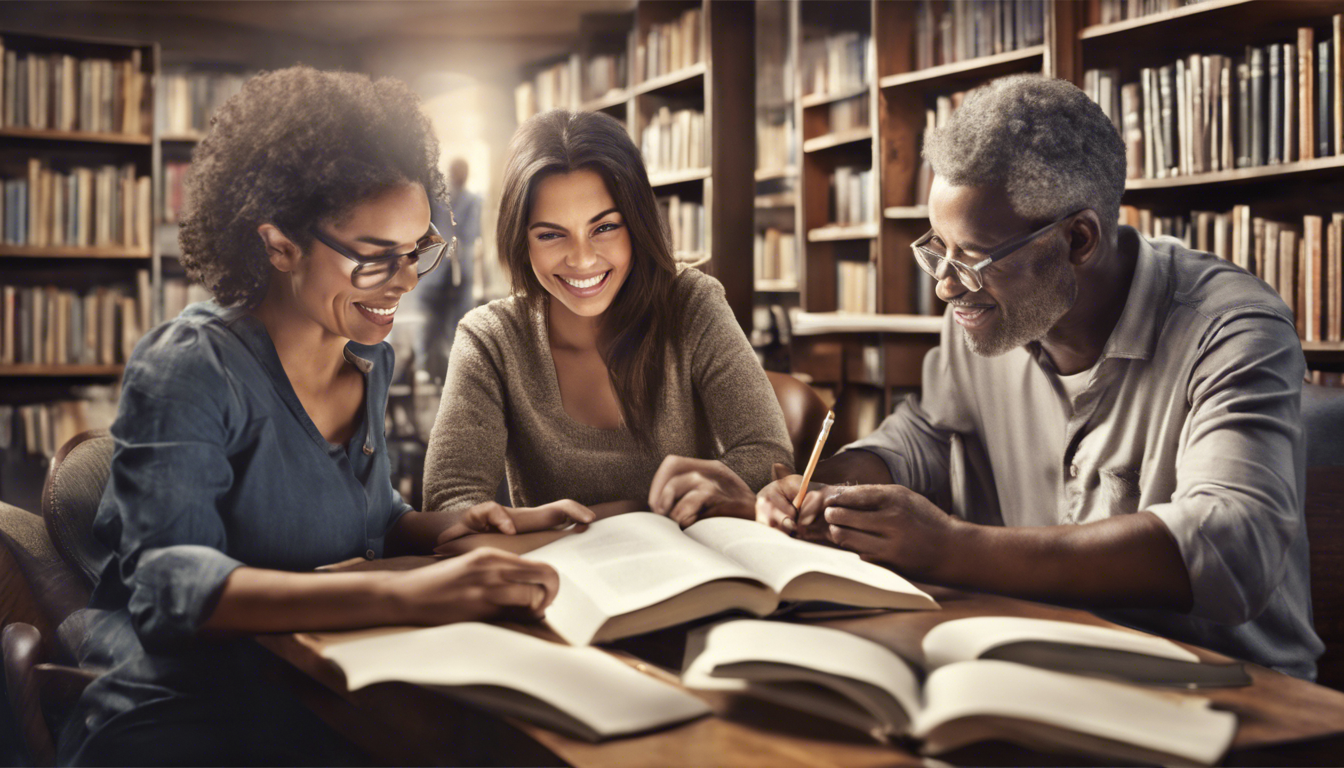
xmin=365 ymin=549 xmax=376 ymax=560
xmin=1069 ymin=464 xmax=1080 ymax=478
xmin=363 ymin=444 xmax=374 ymax=456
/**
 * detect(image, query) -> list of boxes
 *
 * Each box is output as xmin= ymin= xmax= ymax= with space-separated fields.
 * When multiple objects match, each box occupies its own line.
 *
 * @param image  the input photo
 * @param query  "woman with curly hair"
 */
xmin=59 ymin=67 xmax=588 ymax=766
xmin=422 ymin=110 xmax=792 ymax=532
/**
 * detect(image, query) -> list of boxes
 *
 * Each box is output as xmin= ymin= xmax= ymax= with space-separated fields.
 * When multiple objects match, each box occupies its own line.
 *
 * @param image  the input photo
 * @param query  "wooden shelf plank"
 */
xmin=648 ymin=167 xmax=711 ymax=187
xmin=0 ymin=364 xmax=124 ymax=377
xmin=755 ymin=166 xmax=798 ymax=182
xmin=0 ymin=126 xmax=152 ymax=145
xmin=807 ymin=223 xmax=878 ymax=242
xmin=879 ymin=46 xmax=1044 ymax=89
xmin=160 ymin=133 xmax=206 ymax=143
xmin=1125 ymin=154 xmax=1344 ymax=191
xmin=802 ymin=127 xmax=872 ymax=154
xmin=791 ymin=311 xmax=943 ymax=336
xmin=800 ymin=86 xmax=869 ymax=109
xmin=1303 ymin=341 xmax=1344 ymax=361
xmin=581 ymin=89 xmax=629 ymax=112
xmin=1080 ymin=0 xmax=1256 ymax=40
xmin=754 ymin=280 xmax=799 ymax=293
xmin=632 ymin=62 xmax=707 ymax=96
xmin=0 ymin=245 xmax=151 ymax=259
xmin=884 ymin=206 xmax=930 ymax=220
xmin=755 ymin=193 xmax=796 ymax=209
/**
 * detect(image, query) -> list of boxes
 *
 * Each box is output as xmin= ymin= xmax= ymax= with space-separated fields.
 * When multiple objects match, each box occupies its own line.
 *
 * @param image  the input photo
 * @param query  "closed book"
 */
xmin=1300 ymin=28 xmax=1316 ymax=161
xmin=1280 ymin=229 xmax=1299 ymax=319
xmin=1122 ymin=84 xmax=1144 ymax=179
xmin=1265 ymin=221 xmax=1281 ymax=294
xmin=1335 ymin=15 xmax=1343 ymax=155
xmin=1252 ymin=217 xmax=1265 ymax=277
xmin=1249 ymin=48 xmax=1265 ymax=166
xmin=1268 ymin=45 xmax=1282 ymax=164
xmin=1303 ymin=215 xmax=1323 ymax=342
xmin=1329 ymin=214 xmax=1342 ymax=342
xmin=1319 ymin=39 xmax=1333 ymax=157
xmin=1160 ymin=64 xmax=1177 ymax=172
xmin=1236 ymin=62 xmax=1251 ymax=167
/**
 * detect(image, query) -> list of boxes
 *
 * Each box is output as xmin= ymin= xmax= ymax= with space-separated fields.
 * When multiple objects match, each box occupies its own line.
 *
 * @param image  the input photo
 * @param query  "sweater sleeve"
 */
xmin=684 ymin=272 xmax=794 ymax=490
xmin=422 ymin=309 xmax=509 ymax=514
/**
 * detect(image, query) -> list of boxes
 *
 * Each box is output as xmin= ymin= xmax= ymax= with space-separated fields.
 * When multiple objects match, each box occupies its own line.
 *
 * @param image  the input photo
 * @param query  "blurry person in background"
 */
xmin=417 ymin=157 xmax=482 ymax=385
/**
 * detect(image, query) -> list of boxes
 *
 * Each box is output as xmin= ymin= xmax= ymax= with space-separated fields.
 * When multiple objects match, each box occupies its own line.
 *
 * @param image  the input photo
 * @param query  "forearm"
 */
xmin=201 ymin=566 xmax=403 ymax=635
xmin=812 ymin=449 xmax=895 ymax=486
xmin=386 ymin=509 xmax=457 ymax=556
xmin=933 ymin=511 xmax=1193 ymax=611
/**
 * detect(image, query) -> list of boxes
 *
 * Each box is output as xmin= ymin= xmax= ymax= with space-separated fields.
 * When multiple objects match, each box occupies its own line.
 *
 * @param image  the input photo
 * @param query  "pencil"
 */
xmin=792 ymin=410 xmax=835 ymax=511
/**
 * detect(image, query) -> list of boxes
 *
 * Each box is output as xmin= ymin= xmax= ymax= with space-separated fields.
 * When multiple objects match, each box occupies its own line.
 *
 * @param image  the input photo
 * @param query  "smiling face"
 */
xmin=526 ymin=168 xmax=633 ymax=322
xmin=283 ymin=182 xmax=431 ymax=346
xmin=927 ymin=178 xmax=1076 ymax=357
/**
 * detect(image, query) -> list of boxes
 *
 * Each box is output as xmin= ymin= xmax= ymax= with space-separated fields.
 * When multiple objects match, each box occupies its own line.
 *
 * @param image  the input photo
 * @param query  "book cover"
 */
xmin=1268 ymin=44 xmax=1282 ymax=164
xmin=1285 ymin=41 xmax=1297 ymax=164
xmin=1319 ymin=39 xmax=1333 ymax=157
xmin=1329 ymin=214 xmax=1342 ymax=342
xmin=1160 ymin=64 xmax=1177 ymax=172
xmin=1304 ymin=215 xmax=1323 ymax=342
xmin=1300 ymin=28 xmax=1316 ymax=161
xmin=1249 ymin=48 xmax=1265 ymax=166
xmin=1236 ymin=62 xmax=1251 ymax=167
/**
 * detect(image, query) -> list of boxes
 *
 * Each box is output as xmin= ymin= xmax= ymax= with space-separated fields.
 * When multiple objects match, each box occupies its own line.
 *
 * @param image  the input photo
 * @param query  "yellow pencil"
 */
xmin=792 ymin=410 xmax=835 ymax=511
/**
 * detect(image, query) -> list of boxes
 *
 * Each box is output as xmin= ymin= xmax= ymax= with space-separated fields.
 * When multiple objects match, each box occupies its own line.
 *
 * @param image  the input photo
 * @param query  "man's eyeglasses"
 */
xmin=911 ymin=209 xmax=1085 ymax=292
xmin=311 ymin=221 xmax=456 ymax=290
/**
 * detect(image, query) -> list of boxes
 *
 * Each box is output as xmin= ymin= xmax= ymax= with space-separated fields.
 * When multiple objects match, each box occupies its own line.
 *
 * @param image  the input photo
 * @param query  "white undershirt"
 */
xmin=1056 ymin=363 xmax=1096 ymax=410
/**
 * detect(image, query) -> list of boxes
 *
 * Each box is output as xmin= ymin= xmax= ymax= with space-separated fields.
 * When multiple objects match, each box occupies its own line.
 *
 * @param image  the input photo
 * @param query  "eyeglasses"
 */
xmin=310 ymin=221 xmax=456 ymax=290
xmin=911 ymin=210 xmax=1085 ymax=292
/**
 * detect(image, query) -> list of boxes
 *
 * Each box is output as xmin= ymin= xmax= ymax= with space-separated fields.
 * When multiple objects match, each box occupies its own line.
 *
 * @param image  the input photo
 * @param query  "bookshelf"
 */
xmin=515 ymin=1 xmax=756 ymax=329
xmin=0 ymin=29 xmax=160 ymax=508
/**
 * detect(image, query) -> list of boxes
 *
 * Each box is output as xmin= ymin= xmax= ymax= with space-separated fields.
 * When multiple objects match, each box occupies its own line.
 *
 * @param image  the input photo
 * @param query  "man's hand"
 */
xmin=821 ymin=484 xmax=961 ymax=579
xmin=648 ymin=455 xmax=755 ymax=527
xmin=755 ymin=463 xmax=832 ymax=542
xmin=435 ymin=499 xmax=596 ymax=546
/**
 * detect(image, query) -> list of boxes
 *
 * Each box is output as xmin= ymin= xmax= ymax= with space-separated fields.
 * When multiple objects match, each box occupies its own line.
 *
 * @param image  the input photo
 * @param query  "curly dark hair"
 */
xmin=179 ymin=66 xmax=448 ymax=307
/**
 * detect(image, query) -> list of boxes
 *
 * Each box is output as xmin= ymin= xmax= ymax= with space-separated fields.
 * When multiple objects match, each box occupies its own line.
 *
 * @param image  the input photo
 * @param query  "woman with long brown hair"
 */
xmin=423 ymin=109 xmax=791 ymax=529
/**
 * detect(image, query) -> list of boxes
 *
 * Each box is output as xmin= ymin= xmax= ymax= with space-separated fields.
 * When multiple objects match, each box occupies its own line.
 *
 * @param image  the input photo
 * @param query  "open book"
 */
xmin=682 ymin=620 xmax=1237 ymax=766
xmin=314 ymin=622 xmax=710 ymax=742
xmin=524 ymin=513 xmax=938 ymax=645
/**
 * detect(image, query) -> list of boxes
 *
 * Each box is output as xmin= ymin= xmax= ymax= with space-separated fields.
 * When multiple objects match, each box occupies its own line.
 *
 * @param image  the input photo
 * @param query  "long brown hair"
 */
xmin=497 ymin=110 xmax=680 ymax=449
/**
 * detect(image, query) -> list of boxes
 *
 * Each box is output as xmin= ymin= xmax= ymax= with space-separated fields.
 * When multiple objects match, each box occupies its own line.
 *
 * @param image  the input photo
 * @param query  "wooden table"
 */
xmin=258 ymin=564 xmax=1344 ymax=767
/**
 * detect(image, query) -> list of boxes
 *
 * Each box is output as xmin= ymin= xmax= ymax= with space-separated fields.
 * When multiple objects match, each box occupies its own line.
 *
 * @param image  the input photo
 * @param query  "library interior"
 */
xmin=3 ymin=1 xmax=1344 ymax=766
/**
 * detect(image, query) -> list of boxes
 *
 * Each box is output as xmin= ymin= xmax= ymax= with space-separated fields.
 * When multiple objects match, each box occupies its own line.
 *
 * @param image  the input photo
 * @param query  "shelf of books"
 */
xmin=0 ymin=31 xmax=162 ymax=509
xmin=1080 ymin=1 xmax=1344 ymax=379
xmin=515 ymin=1 xmax=755 ymax=329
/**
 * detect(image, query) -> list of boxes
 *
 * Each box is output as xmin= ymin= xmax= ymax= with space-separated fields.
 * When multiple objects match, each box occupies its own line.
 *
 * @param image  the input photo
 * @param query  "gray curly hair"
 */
xmin=923 ymin=74 xmax=1126 ymax=245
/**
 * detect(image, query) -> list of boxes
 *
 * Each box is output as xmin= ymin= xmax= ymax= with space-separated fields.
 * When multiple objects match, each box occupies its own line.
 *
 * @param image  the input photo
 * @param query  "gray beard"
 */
xmin=963 ymin=257 xmax=1076 ymax=358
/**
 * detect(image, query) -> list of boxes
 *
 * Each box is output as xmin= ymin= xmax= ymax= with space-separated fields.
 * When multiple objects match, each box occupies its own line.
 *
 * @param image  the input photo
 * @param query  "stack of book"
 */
xmin=1097 ymin=0 xmax=1218 ymax=26
xmin=583 ymin=51 xmax=627 ymax=102
xmin=2 ymin=159 xmax=151 ymax=250
xmin=641 ymin=106 xmax=706 ymax=175
xmin=636 ymin=7 xmax=702 ymax=82
xmin=656 ymin=194 xmax=704 ymax=262
xmin=157 ymin=70 xmax=247 ymax=137
xmin=913 ymin=0 xmax=1046 ymax=71
xmin=1 ymin=386 xmax=115 ymax=459
xmin=830 ymin=165 xmax=875 ymax=226
xmin=514 ymin=54 xmax=581 ymax=123
xmin=1121 ymin=205 xmax=1343 ymax=344
xmin=837 ymin=258 xmax=877 ymax=314
xmin=829 ymin=94 xmax=869 ymax=132
xmin=0 ymin=274 xmax=151 ymax=366
xmin=1087 ymin=14 xmax=1344 ymax=180
xmin=0 ymin=40 xmax=146 ymax=134
xmin=754 ymin=227 xmax=797 ymax=287
xmin=800 ymin=31 xmax=869 ymax=99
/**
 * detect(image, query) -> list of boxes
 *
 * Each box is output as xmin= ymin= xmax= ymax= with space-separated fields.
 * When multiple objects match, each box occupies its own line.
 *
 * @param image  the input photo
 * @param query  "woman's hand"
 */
xmin=648 ymin=455 xmax=756 ymax=527
xmin=435 ymin=499 xmax=596 ymax=546
xmin=387 ymin=547 xmax=561 ymax=624
xmin=755 ymin=463 xmax=832 ymax=542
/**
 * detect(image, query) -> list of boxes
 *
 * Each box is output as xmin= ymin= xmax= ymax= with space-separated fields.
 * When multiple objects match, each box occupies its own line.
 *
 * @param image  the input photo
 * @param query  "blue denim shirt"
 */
xmin=61 ymin=301 xmax=412 ymax=760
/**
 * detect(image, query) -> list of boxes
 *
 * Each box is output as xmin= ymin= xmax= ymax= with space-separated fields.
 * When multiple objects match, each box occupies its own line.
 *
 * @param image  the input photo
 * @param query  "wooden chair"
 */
xmin=1303 ymin=383 xmax=1344 ymax=691
xmin=1 ymin=430 xmax=113 ymax=765
xmin=764 ymin=370 xmax=833 ymax=470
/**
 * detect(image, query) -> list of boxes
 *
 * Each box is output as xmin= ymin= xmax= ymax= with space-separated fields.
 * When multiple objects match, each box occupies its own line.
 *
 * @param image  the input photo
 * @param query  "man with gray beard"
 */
xmin=757 ymin=74 xmax=1323 ymax=680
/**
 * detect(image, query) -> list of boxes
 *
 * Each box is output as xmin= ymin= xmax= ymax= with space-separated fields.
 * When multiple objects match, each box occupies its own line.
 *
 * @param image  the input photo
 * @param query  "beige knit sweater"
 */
xmin=423 ymin=268 xmax=793 ymax=512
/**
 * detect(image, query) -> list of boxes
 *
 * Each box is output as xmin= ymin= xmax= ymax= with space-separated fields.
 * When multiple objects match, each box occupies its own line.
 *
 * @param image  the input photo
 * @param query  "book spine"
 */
xmin=1320 ymin=39 xmax=1333 ymax=158
xmin=1237 ymin=62 xmax=1251 ymax=168
xmin=1160 ymin=64 xmax=1177 ymax=173
xmin=1249 ymin=48 xmax=1265 ymax=167
xmin=1300 ymin=28 xmax=1316 ymax=161
xmin=1335 ymin=15 xmax=1343 ymax=155
xmin=1269 ymin=45 xmax=1283 ymax=164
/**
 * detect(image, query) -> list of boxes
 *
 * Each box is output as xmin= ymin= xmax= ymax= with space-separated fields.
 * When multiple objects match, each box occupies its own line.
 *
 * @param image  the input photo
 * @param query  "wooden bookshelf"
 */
xmin=632 ymin=61 xmax=707 ymax=95
xmin=883 ymin=206 xmax=930 ymax=220
xmin=1125 ymin=155 xmax=1344 ymax=191
xmin=0 ymin=245 xmax=152 ymax=259
xmin=801 ymin=127 xmax=873 ymax=153
xmin=0 ymin=365 xmax=125 ymax=378
xmin=159 ymin=132 xmax=205 ymax=144
xmin=799 ymin=86 xmax=869 ymax=109
xmin=0 ymin=126 xmax=152 ymax=145
xmin=647 ymin=166 xmax=712 ymax=187
xmin=807 ymin=223 xmax=878 ymax=242
xmin=755 ymin=166 xmax=797 ymax=182
xmin=878 ymin=45 xmax=1045 ymax=90
xmin=581 ymin=89 xmax=630 ymax=113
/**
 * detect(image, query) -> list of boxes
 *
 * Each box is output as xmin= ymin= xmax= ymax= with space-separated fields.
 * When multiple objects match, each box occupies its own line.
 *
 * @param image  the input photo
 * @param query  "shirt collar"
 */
xmin=1099 ymin=225 xmax=1169 ymax=362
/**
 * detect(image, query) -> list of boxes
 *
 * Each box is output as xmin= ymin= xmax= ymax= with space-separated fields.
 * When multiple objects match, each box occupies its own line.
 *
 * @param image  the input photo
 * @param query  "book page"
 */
xmin=525 ymin=513 xmax=769 ymax=644
xmin=681 ymin=620 xmax=921 ymax=734
xmin=318 ymin=622 xmax=710 ymax=741
xmin=912 ymin=660 xmax=1236 ymax=766
xmin=683 ymin=517 xmax=937 ymax=610
xmin=922 ymin=616 xmax=1199 ymax=670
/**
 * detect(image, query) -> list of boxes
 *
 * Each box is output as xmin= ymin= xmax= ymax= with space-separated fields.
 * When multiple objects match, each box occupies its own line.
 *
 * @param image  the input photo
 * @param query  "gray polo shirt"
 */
xmin=847 ymin=225 xmax=1323 ymax=679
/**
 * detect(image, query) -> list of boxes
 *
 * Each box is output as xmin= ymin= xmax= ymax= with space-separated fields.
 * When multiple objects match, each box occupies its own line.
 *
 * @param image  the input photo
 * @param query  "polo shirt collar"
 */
xmin=1099 ymin=225 xmax=1169 ymax=362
